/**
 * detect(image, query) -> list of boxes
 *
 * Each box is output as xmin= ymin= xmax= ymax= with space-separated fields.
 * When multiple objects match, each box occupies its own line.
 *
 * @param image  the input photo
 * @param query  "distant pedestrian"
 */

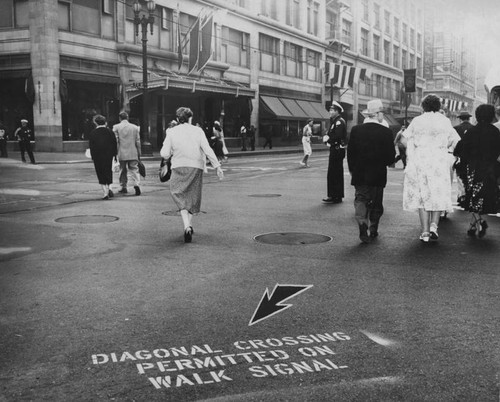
xmin=0 ymin=122 xmax=7 ymax=157
xmin=160 ymin=107 xmax=224 ymax=243
xmin=113 ymin=112 xmax=141 ymax=196
xmin=453 ymin=110 xmax=473 ymax=139
xmin=300 ymin=119 xmax=314 ymax=167
xmin=348 ymin=99 xmax=395 ymax=243
xmin=14 ymin=119 xmax=35 ymax=164
xmin=393 ymin=125 xmax=407 ymax=168
xmin=240 ymin=124 xmax=247 ymax=151
xmin=263 ymin=126 xmax=273 ymax=149
xmin=402 ymin=94 xmax=461 ymax=242
xmin=322 ymin=101 xmax=347 ymax=204
xmin=212 ymin=121 xmax=225 ymax=162
xmin=88 ymin=115 xmax=118 ymax=200
xmin=248 ymin=125 xmax=256 ymax=151
xmin=454 ymin=104 xmax=500 ymax=238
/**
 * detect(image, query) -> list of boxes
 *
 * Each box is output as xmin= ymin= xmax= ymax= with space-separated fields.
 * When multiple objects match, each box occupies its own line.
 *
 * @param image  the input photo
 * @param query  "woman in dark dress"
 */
xmin=454 ymin=104 xmax=500 ymax=237
xmin=88 ymin=114 xmax=118 ymax=200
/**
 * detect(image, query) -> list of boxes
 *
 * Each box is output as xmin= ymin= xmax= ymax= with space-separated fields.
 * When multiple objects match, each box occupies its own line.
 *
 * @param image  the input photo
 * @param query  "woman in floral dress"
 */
xmin=454 ymin=104 xmax=500 ymax=237
xmin=402 ymin=94 xmax=461 ymax=242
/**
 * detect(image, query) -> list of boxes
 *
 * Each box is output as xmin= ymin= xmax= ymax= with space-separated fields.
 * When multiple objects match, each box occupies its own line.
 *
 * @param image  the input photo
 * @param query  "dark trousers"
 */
xmin=263 ymin=138 xmax=272 ymax=149
xmin=354 ymin=185 xmax=384 ymax=230
xmin=0 ymin=138 xmax=7 ymax=157
xmin=19 ymin=140 xmax=35 ymax=163
xmin=249 ymin=137 xmax=255 ymax=151
xmin=327 ymin=149 xmax=345 ymax=199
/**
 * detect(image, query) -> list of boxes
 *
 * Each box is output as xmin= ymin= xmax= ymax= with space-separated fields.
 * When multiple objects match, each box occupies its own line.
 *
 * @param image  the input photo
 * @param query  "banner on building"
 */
xmin=177 ymin=4 xmax=183 ymax=70
xmin=403 ymin=69 xmax=416 ymax=93
xmin=327 ymin=62 xmax=367 ymax=89
xmin=198 ymin=13 xmax=213 ymax=72
xmin=188 ymin=17 xmax=200 ymax=74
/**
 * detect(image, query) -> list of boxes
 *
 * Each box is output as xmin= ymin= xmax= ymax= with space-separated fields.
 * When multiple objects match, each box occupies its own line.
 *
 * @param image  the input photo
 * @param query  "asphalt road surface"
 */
xmin=1 ymin=154 xmax=499 ymax=401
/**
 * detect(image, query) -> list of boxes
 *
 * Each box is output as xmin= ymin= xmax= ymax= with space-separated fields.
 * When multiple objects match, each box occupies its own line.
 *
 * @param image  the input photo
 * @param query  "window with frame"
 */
xmin=374 ymin=3 xmax=380 ymax=29
xmin=393 ymin=45 xmax=399 ymax=68
xmin=160 ymin=7 xmax=172 ymax=31
xmin=179 ymin=13 xmax=197 ymax=55
xmin=259 ymin=33 xmax=279 ymax=73
xmin=360 ymin=29 xmax=369 ymax=56
xmin=284 ymin=42 xmax=302 ymax=78
xmin=373 ymin=35 xmax=380 ymax=60
xmin=402 ymin=50 xmax=407 ymax=69
xmin=402 ymin=23 xmax=407 ymax=45
xmin=286 ymin=0 xmax=300 ymax=29
xmin=384 ymin=10 xmax=390 ymax=34
xmin=384 ymin=40 xmax=390 ymax=64
xmin=342 ymin=19 xmax=351 ymax=45
xmin=417 ymin=57 xmax=422 ymax=76
xmin=326 ymin=9 xmax=337 ymax=38
xmin=410 ymin=28 xmax=415 ymax=48
xmin=410 ymin=54 xmax=415 ymax=69
xmin=261 ymin=0 xmax=277 ymax=20
xmin=0 ymin=0 xmax=29 ymax=28
xmin=221 ymin=26 xmax=249 ymax=68
xmin=307 ymin=0 xmax=319 ymax=36
xmin=57 ymin=0 xmax=114 ymax=37
xmin=361 ymin=0 xmax=369 ymax=22
xmin=306 ymin=49 xmax=320 ymax=82
xmin=394 ymin=17 xmax=399 ymax=40
xmin=417 ymin=33 xmax=422 ymax=51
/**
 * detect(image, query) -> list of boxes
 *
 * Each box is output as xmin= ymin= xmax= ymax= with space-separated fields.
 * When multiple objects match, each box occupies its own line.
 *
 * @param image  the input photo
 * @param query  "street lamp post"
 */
xmin=133 ymin=0 xmax=155 ymax=156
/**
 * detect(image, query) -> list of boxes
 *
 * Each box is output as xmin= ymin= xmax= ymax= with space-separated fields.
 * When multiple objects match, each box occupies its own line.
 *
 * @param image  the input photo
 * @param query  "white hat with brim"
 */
xmin=361 ymin=99 xmax=385 ymax=116
xmin=329 ymin=101 xmax=344 ymax=113
xmin=21 ymin=119 xmax=28 ymax=123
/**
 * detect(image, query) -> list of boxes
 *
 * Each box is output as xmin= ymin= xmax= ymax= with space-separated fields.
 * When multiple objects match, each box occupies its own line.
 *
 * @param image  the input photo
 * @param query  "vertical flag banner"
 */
xmin=403 ymin=68 xmax=416 ymax=93
xmin=198 ymin=13 xmax=213 ymax=72
xmin=188 ymin=18 xmax=200 ymax=75
xmin=328 ymin=62 xmax=366 ymax=89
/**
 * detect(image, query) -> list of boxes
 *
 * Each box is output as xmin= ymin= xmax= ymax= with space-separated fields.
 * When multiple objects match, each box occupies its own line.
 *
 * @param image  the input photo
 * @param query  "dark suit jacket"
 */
xmin=347 ymin=122 xmax=395 ymax=187
xmin=453 ymin=121 xmax=474 ymax=139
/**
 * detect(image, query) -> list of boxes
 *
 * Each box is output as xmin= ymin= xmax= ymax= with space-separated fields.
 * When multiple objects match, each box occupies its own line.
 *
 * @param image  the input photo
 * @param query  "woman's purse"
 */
xmin=159 ymin=157 xmax=172 ymax=182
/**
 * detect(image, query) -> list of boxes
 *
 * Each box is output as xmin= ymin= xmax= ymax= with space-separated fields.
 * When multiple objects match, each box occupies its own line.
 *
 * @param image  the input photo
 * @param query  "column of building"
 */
xmin=29 ymin=0 xmax=62 ymax=151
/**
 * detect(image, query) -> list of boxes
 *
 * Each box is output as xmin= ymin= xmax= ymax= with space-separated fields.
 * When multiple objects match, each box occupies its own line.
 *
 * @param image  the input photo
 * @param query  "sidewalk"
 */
xmin=2 ymin=143 xmax=329 ymax=164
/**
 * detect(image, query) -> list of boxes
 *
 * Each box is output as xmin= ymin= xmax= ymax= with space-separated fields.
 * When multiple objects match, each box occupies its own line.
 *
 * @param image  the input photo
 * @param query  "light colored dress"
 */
xmin=402 ymin=112 xmax=461 ymax=212
xmin=302 ymin=124 xmax=312 ymax=156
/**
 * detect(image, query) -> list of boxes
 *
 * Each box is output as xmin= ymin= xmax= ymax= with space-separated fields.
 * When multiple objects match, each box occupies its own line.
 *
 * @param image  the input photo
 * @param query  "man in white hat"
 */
xmin=348 ymin=99 xmax=395 ymax=243
xmin=322 ymin=101 xmax=347 ymax=203
xmin=14 ymin=119 xmax=36 ymax=164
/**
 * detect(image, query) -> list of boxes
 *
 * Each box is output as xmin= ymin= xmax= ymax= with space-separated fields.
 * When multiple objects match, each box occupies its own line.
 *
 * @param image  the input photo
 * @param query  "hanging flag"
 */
xmin=198 ymin=13 xmax=213 ymax=72
xmin=177 ymin=4 xmax=183 ymax=70
xmin=188 ymin=17 xmax=200 ymax=75
xmin=328 ymin=62 xmax=366 ymax=88
xmin=403 ymin=69 xmax=416 ymax=93
xmin=25 ymin=72 xmax=35 ymax=104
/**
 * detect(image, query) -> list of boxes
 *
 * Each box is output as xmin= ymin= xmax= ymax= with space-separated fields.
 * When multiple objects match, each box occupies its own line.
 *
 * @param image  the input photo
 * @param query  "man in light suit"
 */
xmin=347 ymin=99 xmax=395 ymax=243
xmin=113 ymin=112 xmax=141 ymax=195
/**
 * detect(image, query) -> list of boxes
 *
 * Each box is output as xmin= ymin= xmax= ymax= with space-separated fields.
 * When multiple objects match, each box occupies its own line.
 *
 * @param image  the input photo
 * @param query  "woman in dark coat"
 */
xmin=88 ymin=114 xmax=118 ymax=200
xmin=454 ymin=104 xmax=500 ymax=237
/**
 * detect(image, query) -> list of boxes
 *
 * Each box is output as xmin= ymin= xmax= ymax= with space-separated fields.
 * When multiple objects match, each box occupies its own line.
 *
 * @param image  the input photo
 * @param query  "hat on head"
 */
xmin=362 ymin=99 xmax=385 ymax=115
xmin=329 ymin=101 xmax=344 ymax=113
xmin=457 ymin=110 xmax=472 ymax=119
xmin=21 ymin=119 xmax=28 ymax=123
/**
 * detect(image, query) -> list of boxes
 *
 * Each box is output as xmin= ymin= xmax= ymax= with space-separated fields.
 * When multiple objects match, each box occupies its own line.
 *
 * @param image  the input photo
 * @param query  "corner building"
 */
xmin=0 ymin=0 xmax=335 ymax=152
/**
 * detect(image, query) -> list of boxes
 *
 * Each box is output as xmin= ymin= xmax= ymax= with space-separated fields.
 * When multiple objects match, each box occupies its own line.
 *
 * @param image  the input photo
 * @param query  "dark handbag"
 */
xmin=159 ymin=158 xmax=171 ymax=182
xmin=138 ymin=160 xmax=146 ymax=178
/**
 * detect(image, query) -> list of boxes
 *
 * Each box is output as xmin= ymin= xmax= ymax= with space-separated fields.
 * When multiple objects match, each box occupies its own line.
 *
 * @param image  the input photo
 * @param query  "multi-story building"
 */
xmin=325 ymin=0 xmax=426 ymax=131
xmin=0 ymin=0 xmax=334 ymax=152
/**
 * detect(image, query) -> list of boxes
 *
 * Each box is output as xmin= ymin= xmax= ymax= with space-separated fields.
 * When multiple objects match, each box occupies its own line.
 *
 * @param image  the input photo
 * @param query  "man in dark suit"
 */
xmin=347 ymin=99 xmax=395 ymax=243
xmin=453 ymin=110 xmax=473 ymax=138
xmin=323 ymin=101 xmax=347 ymax=204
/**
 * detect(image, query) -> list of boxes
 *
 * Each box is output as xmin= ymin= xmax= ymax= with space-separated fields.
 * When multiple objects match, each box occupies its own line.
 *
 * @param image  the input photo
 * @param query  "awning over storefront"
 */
xmin=261 ymin=96 xmax=330 ymax=121
xmin=126 ymin=76 xmax=255 ymax=99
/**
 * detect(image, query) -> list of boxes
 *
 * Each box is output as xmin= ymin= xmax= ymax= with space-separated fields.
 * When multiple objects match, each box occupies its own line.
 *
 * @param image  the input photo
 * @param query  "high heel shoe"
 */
xmin=184 ymin=226 xmax=193 ymax=243
xmin=478 ymin=220 xmax=488 ymax=238
xmin=419 ymin=232 xmax=430 ymax=243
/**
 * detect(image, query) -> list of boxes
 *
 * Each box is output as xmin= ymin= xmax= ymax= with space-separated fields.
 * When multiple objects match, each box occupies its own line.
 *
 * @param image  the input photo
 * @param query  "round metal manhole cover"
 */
xmin=249 ymin=194 xmax=282 ymax=198
xmin=162 ymin=210 xmax=206 ymax=216
xmin=55 ymin=215 xmax=119 ymax=224
xmin=254 ymin=232 xmax=333 ymax=245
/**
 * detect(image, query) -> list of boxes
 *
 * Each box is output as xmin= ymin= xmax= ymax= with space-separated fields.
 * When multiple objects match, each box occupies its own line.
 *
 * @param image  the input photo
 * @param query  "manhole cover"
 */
xmin=55 ymin=215 xmax=119 ymax=224
xmin=162 ymin=210 xmax=206 ymax=216
xmin=249 ymin=194 xmax=282 ymax=197
xmin=254 ymin=232 xmax=332 ymax=245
